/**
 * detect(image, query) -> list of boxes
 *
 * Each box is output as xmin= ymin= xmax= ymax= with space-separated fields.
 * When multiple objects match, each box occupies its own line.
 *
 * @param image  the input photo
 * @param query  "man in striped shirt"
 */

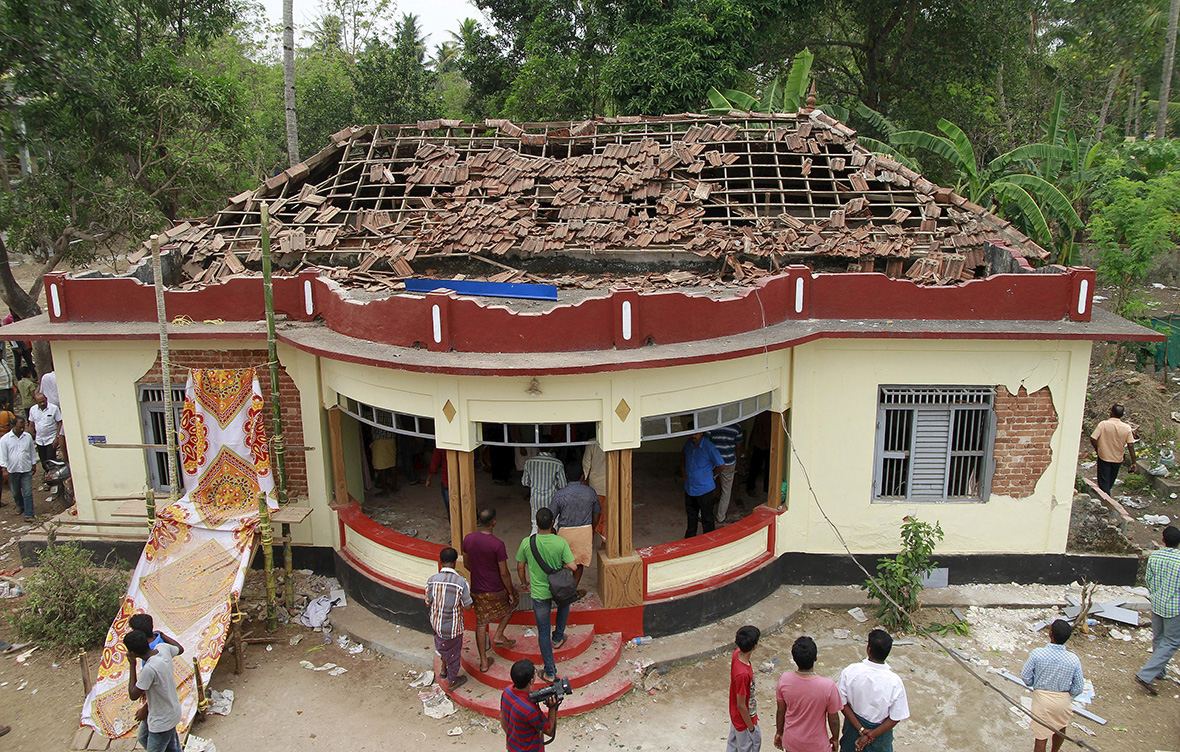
xmin=1136 ymin=525 xmax=1180 ymax=695
xmin=425 ymin=547 xmax=473 ymax=691
xmin=522 ymin=442 xmax=567 ymax=535
xmin=501 ymin=659 xmax=558 ymax=751
xmin=709 ymin=423 xmax=744 ymax=525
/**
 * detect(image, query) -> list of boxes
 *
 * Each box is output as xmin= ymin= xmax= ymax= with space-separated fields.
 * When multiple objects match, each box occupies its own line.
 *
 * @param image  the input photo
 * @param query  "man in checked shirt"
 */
xmin=426 ymin=547 xmax=474 ymax=691
xmin=1136 ymin=525 xmax=1180 ymax=696
xmin=1021 ymin=619 xmax=1084 ymax=752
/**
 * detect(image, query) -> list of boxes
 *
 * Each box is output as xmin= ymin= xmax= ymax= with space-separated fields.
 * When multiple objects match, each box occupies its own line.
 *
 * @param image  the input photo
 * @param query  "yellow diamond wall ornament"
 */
xmin=615 ymin=398 xmax=631 ymax=422
xmin=442 ymin=400 xmax=457 ymax=423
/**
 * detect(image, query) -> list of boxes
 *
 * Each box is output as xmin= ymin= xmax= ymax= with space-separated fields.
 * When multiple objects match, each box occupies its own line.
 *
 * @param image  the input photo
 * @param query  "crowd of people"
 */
xmin=0 ymin=324 xmax=61 ymax=523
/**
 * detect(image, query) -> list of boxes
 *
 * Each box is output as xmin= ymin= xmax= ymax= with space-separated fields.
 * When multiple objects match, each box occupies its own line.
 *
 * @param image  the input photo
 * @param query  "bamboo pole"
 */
xmin=145 ymin=487 xmax=156 ymax=527
xmin=258 ymin=491 xmax=277 ymax=631
xmin=150 ymin=234 xmax=180 ymax=500
xmin=192 ymin=656 xmax=209 ymax=717
xmin=78 ymin=650 xmax=91 ymax=696
xmin=231 ymin=597 xmax=245 ymax=675
xmin=260 ymin=203 xmax=294 ymax=610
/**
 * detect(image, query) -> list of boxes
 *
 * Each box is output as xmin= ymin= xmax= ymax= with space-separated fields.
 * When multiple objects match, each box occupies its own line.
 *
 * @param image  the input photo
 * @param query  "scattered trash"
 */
xmin=447 ymin=726 xmax=463 ymax=736
xmin=1079 ymin=461 xmax=1096 ymax=469
xmin=409 ymin=670 xmax=435 ymax=688
xmin=349 ymin=643 xmax=364 ymax=655
xmin=1109 ymin=629 xmax=1133 ymax=641
xmin=300 ymin=593 xmax=344 ymax=628
xmin=1148 ymin=465 xmax=1170 ymax=477
xmin=594 ymin=723 xmax=609 ymax=731
xmin=758 ymin=662 xmax=775 ymax=674
xmin=419 ymin=685 xmax=458 ymax=718
xmin=289 ymin=634 xmax=303 ymax=646
xmin=15 ymin=646 xmax=37 ymax=663
xmin=265 ymin=645 xmax=272 ymax=652
xmin=1122 ymin=498 xmax=1147 ymax=509
xmin=207 ymin=689 xmax=235 ymax=716
xmin=397 ymin=528 xmax=420 ymax=538
xmin=299 ymin=660 xmax=339 ymax=672
xmin=1075 ymin=679 xmax=1095 ymax=705
xmin=1142 ymin=514 xmax=1172 ymax=526
xmin=629 ymin=635 xmax=653 ymax=646
xmin=847 ymin=607 xmax=868 ymax=623
xmin=523 ymin=629 xmax=536 ymax=638
xmin=183 ymin=735 xmax=217 ymax=752
xmin=832 ymin=629 xmax=851 ymax=640
xmin=786 ymin=587 xmax=803 ymax=596
xmin=328 ymin=666 xmax=348 ymax=676
xmin=0 ymin=582 xmax=22 ymax=598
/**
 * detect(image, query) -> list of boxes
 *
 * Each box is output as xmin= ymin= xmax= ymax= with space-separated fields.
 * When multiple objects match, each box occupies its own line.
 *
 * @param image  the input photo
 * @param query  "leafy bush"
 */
xmin=862 ymin=516 xmax=944 ymax=633
xmin=9 ymin=542 xmax=128 ymax=651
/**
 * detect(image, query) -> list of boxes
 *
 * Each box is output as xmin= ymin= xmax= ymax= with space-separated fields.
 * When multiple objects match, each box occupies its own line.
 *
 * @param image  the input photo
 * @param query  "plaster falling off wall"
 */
xmin=991 ymin=385 xmax=1058 ymax=498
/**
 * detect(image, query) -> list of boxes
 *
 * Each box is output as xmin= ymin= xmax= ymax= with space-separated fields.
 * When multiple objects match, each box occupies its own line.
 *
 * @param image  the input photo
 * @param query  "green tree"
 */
xmin=350 ymin=17 xmax=441 ymax=125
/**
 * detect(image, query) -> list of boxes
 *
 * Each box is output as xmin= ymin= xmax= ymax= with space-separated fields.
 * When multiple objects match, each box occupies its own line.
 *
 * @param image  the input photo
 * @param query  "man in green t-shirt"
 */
xmin=516 ymin=507 xmax=576 ymax=682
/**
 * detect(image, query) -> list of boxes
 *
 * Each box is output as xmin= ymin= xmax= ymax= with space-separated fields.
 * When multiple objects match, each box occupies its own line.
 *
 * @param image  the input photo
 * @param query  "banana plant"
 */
xmin=705 ymin=49 xmax=813 ymax=114
xmin=888 ymin=118 xmax=1083 ymax=262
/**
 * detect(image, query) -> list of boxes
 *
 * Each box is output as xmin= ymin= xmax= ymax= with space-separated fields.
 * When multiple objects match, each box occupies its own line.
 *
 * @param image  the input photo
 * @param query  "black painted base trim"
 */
xmin=334 ymin=552 xmax=432 ymax=633
xmin=643 ymin=552 xmax=1139 ymax=637
xmin=18 ymin=538 xmax=337 ymax=575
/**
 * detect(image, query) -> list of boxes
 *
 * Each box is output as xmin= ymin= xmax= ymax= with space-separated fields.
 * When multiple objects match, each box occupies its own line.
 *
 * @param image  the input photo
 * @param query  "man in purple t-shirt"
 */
xmin=462 ymin=507 xmax=519 ymax=673
xmin=775 ymin=636 xmax=841 ymax=752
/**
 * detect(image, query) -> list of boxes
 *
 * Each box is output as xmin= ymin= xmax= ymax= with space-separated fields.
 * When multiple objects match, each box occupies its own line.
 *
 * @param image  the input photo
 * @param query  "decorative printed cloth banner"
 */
xmin=81 ymin=368 xmax=277 ymax=739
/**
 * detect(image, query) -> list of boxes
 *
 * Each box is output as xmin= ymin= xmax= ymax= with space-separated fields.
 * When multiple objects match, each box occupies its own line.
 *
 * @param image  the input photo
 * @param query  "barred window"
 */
xmin=337 ymin=395 xmax=435 ymax=438
xmin=873 ymin=386 xmax=995 ymax=502
xmin=139 ymin=384 xmax=186 ymax=493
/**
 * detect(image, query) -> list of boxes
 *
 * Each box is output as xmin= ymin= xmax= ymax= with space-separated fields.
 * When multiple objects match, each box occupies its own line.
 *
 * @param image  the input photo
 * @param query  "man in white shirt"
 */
xmin=0 ymin=418 xmax=37 ymax=521
xmin=38 ymin=371 xmax=58 ymax=409
xmin=837 ymin=629 xmax=910 ymax=751
xmin=124 ymin=627 xmax=185 ymax=752
xmin=27 ymin=392 xmax=62 ymax=475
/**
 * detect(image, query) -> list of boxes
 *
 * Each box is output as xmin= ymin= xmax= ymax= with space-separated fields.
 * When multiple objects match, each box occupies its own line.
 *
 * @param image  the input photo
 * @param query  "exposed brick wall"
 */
xmin=138 ymin=349 xmax=308 ymax=499
xmin=991 ymin=385 xmax=1057 ymax=499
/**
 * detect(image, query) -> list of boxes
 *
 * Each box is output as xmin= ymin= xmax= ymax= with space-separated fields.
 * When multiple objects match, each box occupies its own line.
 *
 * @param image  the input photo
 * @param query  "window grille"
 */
xmin=478 ymin=422 xmax=598 ymax=447
xmin=873 ymin=386 xmax=994 ymax=502
xmin=337 ymin=395 xmax=435 ymax=438
xmin=639 ymin=392 xmax=772 ymax=441
xmin=139 ymin=385 xmax=186 ymax=493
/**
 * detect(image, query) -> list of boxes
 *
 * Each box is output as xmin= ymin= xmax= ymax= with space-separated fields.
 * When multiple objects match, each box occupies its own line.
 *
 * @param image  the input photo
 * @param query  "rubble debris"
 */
xmin=142 ymin=114 xmax=1046 ymax=293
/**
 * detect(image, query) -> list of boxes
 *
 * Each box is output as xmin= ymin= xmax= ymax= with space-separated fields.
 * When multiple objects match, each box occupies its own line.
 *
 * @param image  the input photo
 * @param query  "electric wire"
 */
xmin=750 ymin=288 xmax=1101 ymax=751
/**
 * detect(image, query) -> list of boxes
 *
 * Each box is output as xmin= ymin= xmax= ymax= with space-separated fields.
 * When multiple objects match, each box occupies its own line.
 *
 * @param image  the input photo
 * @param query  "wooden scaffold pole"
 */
xmin=258 ymin=491 xmax=277 ymax=631
xmin=259 ymin=203 xmax=295 ymax=610
xmin=150 ymin=234 xmax=180 ymax=501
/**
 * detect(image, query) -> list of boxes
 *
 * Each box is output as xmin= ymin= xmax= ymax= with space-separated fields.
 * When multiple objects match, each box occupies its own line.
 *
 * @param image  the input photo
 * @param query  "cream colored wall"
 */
xmin=779 ymin=339 xmax=1091 ymax=555
xmin=52 ymin=340 xmax=159 ymax=528
xmin=646 ymin=526 xmax=770 ymax=595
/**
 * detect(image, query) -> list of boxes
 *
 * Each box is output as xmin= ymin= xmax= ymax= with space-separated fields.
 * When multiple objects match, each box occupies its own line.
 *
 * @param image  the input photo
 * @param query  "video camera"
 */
xmin=528 ymin=676 xmax=573 ymax=706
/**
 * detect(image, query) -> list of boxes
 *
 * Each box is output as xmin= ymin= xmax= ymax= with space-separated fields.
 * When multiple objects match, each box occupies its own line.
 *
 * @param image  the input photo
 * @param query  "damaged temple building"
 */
xmin=8 ymin=111 xmax=1163 ymax=663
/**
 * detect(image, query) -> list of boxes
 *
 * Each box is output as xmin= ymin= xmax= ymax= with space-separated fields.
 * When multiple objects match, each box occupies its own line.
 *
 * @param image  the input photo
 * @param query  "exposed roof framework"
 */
xmin=142 ymin=113 xmax=1047 ymax=291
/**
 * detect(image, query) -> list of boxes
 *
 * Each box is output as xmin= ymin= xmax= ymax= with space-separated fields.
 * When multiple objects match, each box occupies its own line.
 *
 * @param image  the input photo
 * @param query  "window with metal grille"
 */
xmin=139 ymin=385 xmax=186 ymax=493
xmin=478 ymin=422 xmax=598 ymax=447
xmin=639 ymin=392 xmax=773 ymax=442
xmin=873 ymin=386 xmax=995 ymax=502
xmin=337 ymin=395 xmax=435 ymax=438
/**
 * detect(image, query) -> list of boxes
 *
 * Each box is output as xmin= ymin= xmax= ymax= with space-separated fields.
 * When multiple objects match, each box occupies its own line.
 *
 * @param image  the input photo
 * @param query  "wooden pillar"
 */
xmin=767 ymin=411 xmax=787 ymax=509
xmin=597 ymin=448 xmax=642 ymax=609
xmin=618 ymin=449 xmax=633 ymax=552
xmin=327 ymin=407 xmax=349 ymax=505
xmin=605 ymin=450 xmax=621 ymax=558
xmin=458 ymin=450 xmax=477 ymax=541
xmin=446 ymin=449 xmax=462 ymax=551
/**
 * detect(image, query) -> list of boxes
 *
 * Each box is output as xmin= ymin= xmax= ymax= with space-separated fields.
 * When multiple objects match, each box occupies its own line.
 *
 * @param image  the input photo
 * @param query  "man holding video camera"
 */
xmin=500 ymin=659 xmax=559 ymax=751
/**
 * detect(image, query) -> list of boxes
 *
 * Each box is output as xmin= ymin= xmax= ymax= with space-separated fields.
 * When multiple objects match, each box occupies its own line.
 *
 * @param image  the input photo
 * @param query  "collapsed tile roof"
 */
xmin=138 ymin=112 xmax=1049 ymax=292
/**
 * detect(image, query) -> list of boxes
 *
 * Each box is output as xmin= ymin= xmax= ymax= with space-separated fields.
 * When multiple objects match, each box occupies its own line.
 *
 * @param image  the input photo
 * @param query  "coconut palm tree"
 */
xmin=283 ymin=0 xmax=299 ymax=166
xmin=1157 ymin=0 xmax=1180 ymax=138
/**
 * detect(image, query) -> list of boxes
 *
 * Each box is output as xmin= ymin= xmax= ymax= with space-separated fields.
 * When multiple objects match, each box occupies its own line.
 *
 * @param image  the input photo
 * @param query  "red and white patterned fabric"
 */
xmin=81 ymin=368 xmax=277 ymax=739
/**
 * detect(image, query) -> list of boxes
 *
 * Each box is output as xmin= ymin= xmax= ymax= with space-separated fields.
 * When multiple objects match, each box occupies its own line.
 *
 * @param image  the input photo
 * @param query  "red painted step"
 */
xmin=462 ymin=632 xmax=624 ymax=689
xmin=436 ymin=655 xmax=634 ymax=718
xmin=492 ymin=623 xmax=596 ymax=663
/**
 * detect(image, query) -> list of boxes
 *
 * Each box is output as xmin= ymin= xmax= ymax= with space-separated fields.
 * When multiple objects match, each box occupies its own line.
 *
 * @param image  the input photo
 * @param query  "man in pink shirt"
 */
xmin=775 ymin=636 xmax=841 ymax=752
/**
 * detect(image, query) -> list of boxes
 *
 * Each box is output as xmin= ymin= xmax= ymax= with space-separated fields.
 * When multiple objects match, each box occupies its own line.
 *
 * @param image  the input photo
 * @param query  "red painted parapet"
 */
xmin=44 ymin=270 xmax=321 ymax=324
xmin=807 ymin=266 xmax=1095 ymax=323
xmin=46 ymin=258 xmax=1094 ymax=349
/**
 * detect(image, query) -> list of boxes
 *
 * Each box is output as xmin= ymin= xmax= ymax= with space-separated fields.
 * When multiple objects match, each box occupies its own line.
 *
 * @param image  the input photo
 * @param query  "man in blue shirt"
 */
xmin=681 ymin=432 xmax=725 ymax=538
xmin=1021 ymin=619 xmax=1085 ymax=752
